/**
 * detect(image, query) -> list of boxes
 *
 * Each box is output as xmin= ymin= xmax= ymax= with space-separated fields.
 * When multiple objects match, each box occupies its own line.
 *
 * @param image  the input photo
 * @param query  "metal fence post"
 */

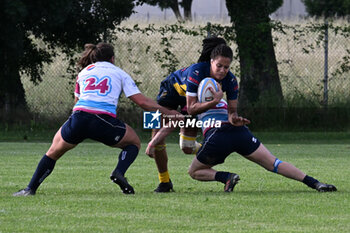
xmin=323 ymin=18 xmax=329 ymax=108
xmin=207 ymin=22 xmax=211 ymax=37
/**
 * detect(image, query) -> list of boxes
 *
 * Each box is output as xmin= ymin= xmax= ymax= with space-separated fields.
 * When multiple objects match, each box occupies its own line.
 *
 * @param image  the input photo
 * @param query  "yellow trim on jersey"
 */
xmin=173 ymin=83 xmax=187 ymax=97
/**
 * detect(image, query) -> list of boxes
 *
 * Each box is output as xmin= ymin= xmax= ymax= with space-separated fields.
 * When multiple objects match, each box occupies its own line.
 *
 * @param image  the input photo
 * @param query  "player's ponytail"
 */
xmin=197 ymin=36 xmax=227 ymax=63
xmin=77 ymin=42 xmax=115 ymax=71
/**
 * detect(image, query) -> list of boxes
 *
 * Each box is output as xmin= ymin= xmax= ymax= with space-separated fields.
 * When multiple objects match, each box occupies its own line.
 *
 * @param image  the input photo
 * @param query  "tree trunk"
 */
xmin=0 ymin=52 xmax=28 ymax=122
xmin=169 ymin=0 xmax=183 ymax=21
xmin=226 ymin=0 xmax=283 ymax=108
xmin=182 ymin=0 xmax=193 ymax=21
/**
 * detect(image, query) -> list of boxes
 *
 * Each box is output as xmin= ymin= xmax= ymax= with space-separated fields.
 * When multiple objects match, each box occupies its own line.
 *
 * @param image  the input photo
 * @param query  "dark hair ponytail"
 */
xmin=77 ymin=42 xmax=115 ymax=71
xmin=197 ymin=36 xmax=227 ymax=62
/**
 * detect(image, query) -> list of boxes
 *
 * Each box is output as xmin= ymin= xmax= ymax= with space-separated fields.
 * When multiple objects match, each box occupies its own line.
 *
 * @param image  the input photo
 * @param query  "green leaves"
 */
xmin=0 ymin=0 xmax=137 ymax=109
xmin=303 ymin=0 xmax=350 ymax=18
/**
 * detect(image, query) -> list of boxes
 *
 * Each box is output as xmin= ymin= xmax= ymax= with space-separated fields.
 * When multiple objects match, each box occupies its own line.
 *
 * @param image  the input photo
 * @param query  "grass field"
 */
xmin=1 ymin=136 xmax=349 ymax=232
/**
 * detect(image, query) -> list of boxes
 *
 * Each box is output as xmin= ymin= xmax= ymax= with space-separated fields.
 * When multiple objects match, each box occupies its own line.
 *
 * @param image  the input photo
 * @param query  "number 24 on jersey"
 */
xmin=83 ymin=76 xmax=111 ymax=96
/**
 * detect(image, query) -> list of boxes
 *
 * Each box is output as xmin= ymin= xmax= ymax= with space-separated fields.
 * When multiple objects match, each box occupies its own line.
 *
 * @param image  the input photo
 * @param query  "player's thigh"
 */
xmin=114 ymin=124 xmax=141 ymax=150
xmin=46 ymin=127 xmax=76 ymax=160
xmin=188 ymin=156 xmax=213 ymax=174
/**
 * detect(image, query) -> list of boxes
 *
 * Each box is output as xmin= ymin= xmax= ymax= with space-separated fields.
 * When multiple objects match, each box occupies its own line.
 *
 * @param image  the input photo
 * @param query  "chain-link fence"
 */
xmin=20 ymin=20 xmax=350 ymax=129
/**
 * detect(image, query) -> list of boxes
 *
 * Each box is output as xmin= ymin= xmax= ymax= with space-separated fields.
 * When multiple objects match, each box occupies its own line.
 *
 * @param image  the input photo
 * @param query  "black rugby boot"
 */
xmin=224 ymin=173 xmax=240 ymax=192
xmin=154 ymin=180 xmax=174 ymax=193
xmin=110 ymin=171 xmax=135 ymax=194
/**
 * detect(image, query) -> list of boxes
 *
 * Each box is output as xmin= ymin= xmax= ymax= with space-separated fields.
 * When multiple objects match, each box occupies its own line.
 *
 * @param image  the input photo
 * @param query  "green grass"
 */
xmin=1 ymin=141 xmax=349 ymax=232
xmin=1 ymin=127 xmax=350 ymax=144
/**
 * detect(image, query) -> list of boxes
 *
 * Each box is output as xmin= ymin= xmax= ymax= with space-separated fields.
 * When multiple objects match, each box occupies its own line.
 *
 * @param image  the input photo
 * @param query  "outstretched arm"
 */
xmin=129 ymin=93 xmax=182 ymax=119
xmin=227 ymin=99 xmax=250 ymax=126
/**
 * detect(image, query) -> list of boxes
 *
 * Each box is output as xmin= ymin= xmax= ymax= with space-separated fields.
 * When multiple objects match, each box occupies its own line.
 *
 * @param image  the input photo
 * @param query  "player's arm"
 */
xmin=129 ymin=93 xmax=183 ymax=119
xmin=186 ymin=85 xmax=223 ymax=116
xmin=74 ymin=77 xmax=80 ymax=104
xmin=122 ymin=74 xmax=183 ymax=119
xmin=227 ymin=99 xmax=250 ymax=126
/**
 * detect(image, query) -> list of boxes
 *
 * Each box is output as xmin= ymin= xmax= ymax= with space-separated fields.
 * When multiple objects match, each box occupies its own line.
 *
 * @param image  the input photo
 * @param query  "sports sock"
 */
xmin=28 ymin=154 xmax=56 ymax=192
xmin=114 ymin=145 xmax=139 ymax=176
xmin=158 ymin=171 xmax=170 ymax=183
xmin=215 ymin=171 xmax=231 ymax=184
xmin=302 ymin=175 xmax=319 ymax=189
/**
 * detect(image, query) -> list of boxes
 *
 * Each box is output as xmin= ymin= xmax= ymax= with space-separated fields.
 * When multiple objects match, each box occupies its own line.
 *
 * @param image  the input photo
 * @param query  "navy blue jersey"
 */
xmin=185 ymin=62 xmax=238 ymax=100
xmin=156 ymin=66 xmax=193 ymax=111
xmin=161 ymin=66 xmax=192 ymax=97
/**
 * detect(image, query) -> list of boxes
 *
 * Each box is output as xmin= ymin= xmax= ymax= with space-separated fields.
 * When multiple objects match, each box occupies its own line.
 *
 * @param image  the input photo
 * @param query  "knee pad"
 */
xmin=155 ymin=144 xmax=166 ymax=151
xmin=272 ymin=158 xmax=283 ymax=173
xmin=179 ymin=134 xmax=202 ymax=154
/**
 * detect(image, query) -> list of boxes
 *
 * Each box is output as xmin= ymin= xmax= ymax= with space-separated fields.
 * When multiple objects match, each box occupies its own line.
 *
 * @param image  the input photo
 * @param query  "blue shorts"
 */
xmin=196 ymin=124 xmax=261 ymax=166
xmin=157 ymin=77 xmax=186 ymax=112
xmin=61 ymin=111 xmax=126 ymax=146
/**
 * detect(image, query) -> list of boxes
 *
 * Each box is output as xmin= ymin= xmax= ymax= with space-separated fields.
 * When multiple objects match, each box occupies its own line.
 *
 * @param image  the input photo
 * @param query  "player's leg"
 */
xmin=245 ymin=143 xmax=337 ymax=192
xmin=109 ymin=124 xmax=140 ymax=194
xmin=13 ymin=127 xmax=76 ymax=196
xmin=245 ymin=143 xmax=306 ymax=181
xmin=188 ymin=157 xmax=216 ymax=180
xmin=112 ymin=124 xmax=140 ymax=174
xmin=179 ymin=125 xmax=200 ymax=154
xmin=151 ymin=91 xmax=176 ymax=192
xmin=81 ymin=113 xmax=139 ymax=194
xmin=151 ymin=128 xmax=174 ymax=192
xmin=188 ymin=127 xmax=240 ymax=192
xmin=188 ymin=156 xmax=240 ymax=192
xmin=150 ymin=78 xmax=184 ymax=192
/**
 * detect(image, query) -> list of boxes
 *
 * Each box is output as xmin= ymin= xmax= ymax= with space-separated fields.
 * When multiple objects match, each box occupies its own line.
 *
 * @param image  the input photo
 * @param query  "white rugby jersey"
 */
xmin=73 ymin=61 xmax=140 ymax=117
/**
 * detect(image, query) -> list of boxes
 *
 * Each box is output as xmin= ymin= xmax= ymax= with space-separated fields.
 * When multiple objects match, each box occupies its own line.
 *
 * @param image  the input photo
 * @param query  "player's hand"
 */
xmin=229 ymin=116 xmax=251 ymax=126
xmin=209 ymin=84 xmax=223 ymax=104
xmin=145 ymin=143 xmax=155 ymax=158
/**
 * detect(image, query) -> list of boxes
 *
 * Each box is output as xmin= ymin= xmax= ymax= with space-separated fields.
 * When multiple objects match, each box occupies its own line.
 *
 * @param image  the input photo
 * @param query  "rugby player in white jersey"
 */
xmin=13 ymin=42 xmax=181 ymax=196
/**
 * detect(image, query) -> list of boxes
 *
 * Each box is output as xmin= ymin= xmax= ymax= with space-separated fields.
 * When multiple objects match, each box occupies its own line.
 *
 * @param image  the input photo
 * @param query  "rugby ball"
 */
xmin=197 ymin=78 xmax=219 ymax=103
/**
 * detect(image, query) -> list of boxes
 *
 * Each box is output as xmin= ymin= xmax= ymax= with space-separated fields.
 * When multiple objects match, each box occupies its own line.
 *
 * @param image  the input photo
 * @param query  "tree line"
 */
xmin=1 ymin=0 xmax=349 ymax=122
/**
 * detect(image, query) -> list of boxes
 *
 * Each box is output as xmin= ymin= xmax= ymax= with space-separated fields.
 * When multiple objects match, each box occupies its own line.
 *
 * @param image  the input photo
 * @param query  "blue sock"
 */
xmin=302 ymin=175 xmax=319 ymax=189
xmin=114 ymin=145 xmax=139 ymax=176
xmin=215 ymin=171 xmax=231 ymax=184
xmin=28 ymin=155 xmax=56 ymax=192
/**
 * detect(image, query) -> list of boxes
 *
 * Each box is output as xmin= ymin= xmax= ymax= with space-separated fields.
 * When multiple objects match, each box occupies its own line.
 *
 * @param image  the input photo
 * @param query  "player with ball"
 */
xmin=146 ymin=37 xmax=228 ymax=192
xmin=184 ymin=40 xmax=337 ymax=192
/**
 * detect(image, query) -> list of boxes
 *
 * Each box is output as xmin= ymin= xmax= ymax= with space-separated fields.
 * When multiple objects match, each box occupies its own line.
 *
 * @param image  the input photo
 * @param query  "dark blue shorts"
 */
xmin=61 ymin=111 xmax=126 ymax=146
xmin=157 ymin=77 xmax=186 ymax=112
xmin=196 ymin=124 xmax=261 ymax=166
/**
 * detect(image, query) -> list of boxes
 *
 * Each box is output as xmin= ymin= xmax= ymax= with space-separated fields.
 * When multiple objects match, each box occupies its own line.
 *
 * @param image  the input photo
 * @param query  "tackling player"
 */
xmin=13 ymin=42 xmax=181 ymax=196
xmin=188 ymin=99 xmax=337 ymax=192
